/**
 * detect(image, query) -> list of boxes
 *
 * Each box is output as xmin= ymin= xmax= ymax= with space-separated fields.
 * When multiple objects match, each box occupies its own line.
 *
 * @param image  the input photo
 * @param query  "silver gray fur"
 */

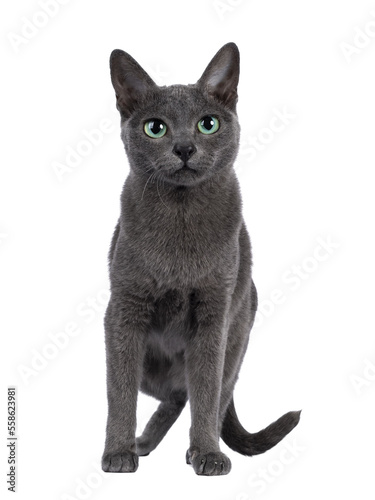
xmin=102 ymin=43 xmax=300 ymax=476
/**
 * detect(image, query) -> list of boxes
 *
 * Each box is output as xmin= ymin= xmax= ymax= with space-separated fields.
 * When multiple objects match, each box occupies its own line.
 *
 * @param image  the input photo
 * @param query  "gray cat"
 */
xmin=102 ymin=42 xmax=300 ymax=476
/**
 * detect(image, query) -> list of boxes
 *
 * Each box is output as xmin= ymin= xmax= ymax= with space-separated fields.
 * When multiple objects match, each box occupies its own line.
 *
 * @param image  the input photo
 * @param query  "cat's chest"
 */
xmin=131 ymin=204 xmax=232 ymax=284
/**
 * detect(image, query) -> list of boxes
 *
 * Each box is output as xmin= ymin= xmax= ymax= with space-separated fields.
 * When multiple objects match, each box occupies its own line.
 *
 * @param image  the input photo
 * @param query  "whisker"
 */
xmin=141 ymin=172 xmax=156 ymax=201
xmin=156 ymin=172 xmax=169 ymax=210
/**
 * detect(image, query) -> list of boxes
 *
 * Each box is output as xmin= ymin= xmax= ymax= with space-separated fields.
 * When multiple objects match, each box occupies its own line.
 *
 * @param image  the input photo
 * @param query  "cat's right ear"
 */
xmin=110 ymin=50 xmax=157 ymax=119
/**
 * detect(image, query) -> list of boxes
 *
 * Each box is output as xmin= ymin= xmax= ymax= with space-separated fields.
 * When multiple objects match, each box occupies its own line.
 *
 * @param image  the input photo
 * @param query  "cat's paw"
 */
xmin=135 ymin=437 xmax=151 ymax=456
xmin=186 ymin=448 xmax=231 ymax=476
xmin=102 ymin=450 xmax=139 ymax=473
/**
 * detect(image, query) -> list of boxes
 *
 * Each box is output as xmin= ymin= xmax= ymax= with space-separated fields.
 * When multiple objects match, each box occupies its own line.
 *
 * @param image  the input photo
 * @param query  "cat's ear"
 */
xmin=197 ymin=42 xmax=240 ymax=110
xmin=110 ymin=49 xmax=157 ymax=119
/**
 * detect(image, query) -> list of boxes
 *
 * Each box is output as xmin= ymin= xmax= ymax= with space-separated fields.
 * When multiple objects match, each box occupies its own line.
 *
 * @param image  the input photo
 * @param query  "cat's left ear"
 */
xmin=110 ymin=49 xmax=157 ymax=119
xmin=197 ymin=42 xmax=240 ymax=110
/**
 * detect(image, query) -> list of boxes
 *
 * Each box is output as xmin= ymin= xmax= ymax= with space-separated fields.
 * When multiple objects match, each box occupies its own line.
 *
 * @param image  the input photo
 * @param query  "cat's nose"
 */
xmin=172 ymin=143 xmax=197 ymax=163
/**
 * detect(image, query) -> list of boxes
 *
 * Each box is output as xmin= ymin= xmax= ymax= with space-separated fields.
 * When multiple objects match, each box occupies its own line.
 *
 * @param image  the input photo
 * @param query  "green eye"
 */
xmin=197 ymin=116 xmax=220 ymax=135
xmin=144 ymin=119 xmax=167 ymax=138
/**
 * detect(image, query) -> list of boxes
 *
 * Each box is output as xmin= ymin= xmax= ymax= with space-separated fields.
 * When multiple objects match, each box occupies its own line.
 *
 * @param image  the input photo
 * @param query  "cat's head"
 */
xmin=110 ymin=43 xmax=240 ymax=187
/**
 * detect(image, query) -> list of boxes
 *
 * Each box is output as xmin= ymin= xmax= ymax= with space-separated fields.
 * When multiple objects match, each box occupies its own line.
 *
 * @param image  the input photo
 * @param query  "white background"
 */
xmin=1 ymin=0 xmax=375 ymax=498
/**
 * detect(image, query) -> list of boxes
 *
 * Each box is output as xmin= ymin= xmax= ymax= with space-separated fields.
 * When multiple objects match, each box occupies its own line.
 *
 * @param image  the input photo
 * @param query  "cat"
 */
xmin=101 ymin=42 xmax=300 ymax=476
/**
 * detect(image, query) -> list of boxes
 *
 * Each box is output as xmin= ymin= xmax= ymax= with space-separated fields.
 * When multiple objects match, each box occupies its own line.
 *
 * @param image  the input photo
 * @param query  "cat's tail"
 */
xmin=221 ymin=399 xmax=301 ymax=456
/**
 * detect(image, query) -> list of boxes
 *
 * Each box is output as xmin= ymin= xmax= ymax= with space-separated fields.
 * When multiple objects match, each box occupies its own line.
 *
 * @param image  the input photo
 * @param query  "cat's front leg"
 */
xmin=185 ymin=292 xmax=232 ymax=476
xmin=101 ymin=296 xmax=148 ymax=473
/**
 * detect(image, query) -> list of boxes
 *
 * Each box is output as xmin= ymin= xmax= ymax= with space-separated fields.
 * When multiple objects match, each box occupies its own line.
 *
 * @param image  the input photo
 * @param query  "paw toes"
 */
xmin=187 ymin=450 xmax=231 ymax=476
xmin=102 ymin=451 xmax=138 ymax=473
xmin=198 ymin=456 xmax=206 ymax=475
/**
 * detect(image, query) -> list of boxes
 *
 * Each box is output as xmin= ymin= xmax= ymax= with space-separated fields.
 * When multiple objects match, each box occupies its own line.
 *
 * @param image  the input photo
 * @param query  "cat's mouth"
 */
xmin=161 ymin=162 xmax=202 ymax=186
xmin=179 ymin=164 xmax=196 ymax=172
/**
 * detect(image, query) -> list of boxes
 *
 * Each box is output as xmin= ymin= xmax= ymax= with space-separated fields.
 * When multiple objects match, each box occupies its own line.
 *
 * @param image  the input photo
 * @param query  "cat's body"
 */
xmin=102 ymin=43 xmax=300 ymax=476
